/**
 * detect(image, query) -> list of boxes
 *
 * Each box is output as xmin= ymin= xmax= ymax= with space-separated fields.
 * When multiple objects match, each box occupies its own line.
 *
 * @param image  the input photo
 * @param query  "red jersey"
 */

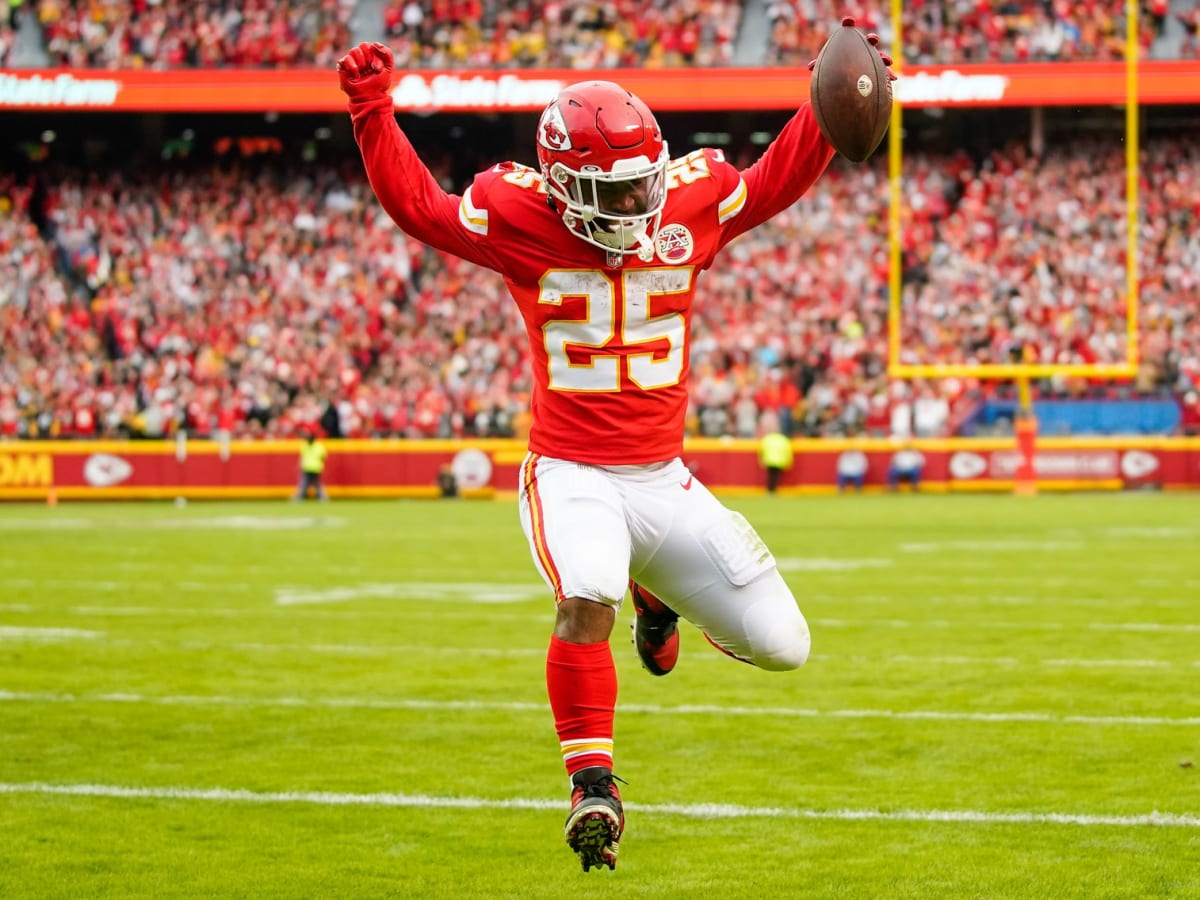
xmin=350 ymin=95 xmax=833 ymax=464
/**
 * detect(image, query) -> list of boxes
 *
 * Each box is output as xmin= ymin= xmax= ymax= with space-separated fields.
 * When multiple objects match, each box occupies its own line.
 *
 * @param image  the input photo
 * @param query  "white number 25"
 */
xmin=539 ymin=267 xmax=693 ymax=392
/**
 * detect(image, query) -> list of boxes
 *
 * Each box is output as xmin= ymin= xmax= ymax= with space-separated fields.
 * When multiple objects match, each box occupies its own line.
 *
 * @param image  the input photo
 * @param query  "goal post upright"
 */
xmin=887 ymin=0 xmax=904 ymax=380
xmin=884 ymin=0 xmax=1142 ymax=493
xmin=1124 ymin=0 xmax=1141 ymax=374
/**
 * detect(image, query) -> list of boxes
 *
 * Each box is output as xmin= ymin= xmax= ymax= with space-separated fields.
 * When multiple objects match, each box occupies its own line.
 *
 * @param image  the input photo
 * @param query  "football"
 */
xmin=809 ymin=22 xmax=893 ymax=163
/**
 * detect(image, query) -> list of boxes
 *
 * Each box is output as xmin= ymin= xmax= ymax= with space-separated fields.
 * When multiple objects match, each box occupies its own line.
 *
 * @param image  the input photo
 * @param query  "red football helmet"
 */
xmin=536 ymin=81 xmax=669 ymax=259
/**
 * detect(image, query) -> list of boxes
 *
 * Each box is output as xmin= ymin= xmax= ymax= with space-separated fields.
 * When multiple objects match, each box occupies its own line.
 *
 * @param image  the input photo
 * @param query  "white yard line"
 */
xmin=0 ymin=623 xmax=1190 ymax=667
xmin=776 ymin=558 xmax=894 ymax=571
xmin=1042 ymin=658 xmax=1172 ymax=669
xmin=806 ymin=591 xmax=1200 ymax=610
xmin=827 ymin=654 xmax=1190 ymax=669
xmin=7 ymin=599 xmax=1197 ymax=634
xmin=0 ymin=580 xmax=548 ymax=603
xmin=899 ymin=540 xmax=1086 ymax=553
xmin=0 ymin=579 xmax=258 ymax=594
xmin=812 ymin=618 xmax=1200 ymax=633
xmin=4 ymin=631 xmax=1190 ymax=668
xmin=0 ymin=781 xmax=1195 ymax=828
xmin=0 ymin=516 xmax=346 ymax=531
xmin=52 ymin=606 xmax=550 ymax=621
xmin=274 ymin=583 xmax=546 ymax=605
xmin=0 ymin=690 xmax=1195 ymax=727
xmin=0 ymin=627 xmax=103 ymax=641
xmin=133 ymin=640 xmax=545 ymax=658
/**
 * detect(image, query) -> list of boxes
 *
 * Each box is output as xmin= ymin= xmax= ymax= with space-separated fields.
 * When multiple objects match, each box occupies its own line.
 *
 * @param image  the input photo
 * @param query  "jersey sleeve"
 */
xmin=348 ymin=95 xmax=506 ymax=274
xmin=713 ymin=102 xmax=836 ymax=250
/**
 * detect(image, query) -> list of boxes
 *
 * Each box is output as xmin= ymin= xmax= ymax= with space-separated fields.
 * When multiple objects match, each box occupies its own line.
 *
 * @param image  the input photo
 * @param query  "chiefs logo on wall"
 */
xmin=83 ymin=453 xmax=133 ymax=488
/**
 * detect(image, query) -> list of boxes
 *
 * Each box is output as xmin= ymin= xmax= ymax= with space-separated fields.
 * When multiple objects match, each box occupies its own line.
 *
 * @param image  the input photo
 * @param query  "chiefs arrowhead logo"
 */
xmin=1120 ymin=450 xmax=1159 ymax=479
xmin=537 ymin=105 xmax=572 ymax=151
xmin=949 ymin=451 xmax=987 ymax=480
xmin=83 ymin=453 xmax=133 ymax=488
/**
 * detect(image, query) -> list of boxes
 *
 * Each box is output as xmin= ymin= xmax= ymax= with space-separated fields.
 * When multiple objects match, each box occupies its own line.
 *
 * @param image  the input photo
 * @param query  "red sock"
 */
xmin=546 ymin=635 xmax=617 ymax=777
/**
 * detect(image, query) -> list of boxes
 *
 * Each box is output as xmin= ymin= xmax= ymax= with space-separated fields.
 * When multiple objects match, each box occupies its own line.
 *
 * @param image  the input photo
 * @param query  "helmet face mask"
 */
xmin=536 ymin=81 xmax=669 ymax=259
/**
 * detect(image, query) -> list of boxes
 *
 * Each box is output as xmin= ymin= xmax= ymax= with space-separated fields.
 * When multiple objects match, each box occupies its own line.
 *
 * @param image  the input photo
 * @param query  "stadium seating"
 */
xmin=8 ymin=0 xmax=354 ymax=68
xmin=384 ymin=0 xmax=744 ymax=68
xmin=2 ymin=131 xmax=1197 ymax=442
xmin=3 ymin=0 xmax=1199 ymax=69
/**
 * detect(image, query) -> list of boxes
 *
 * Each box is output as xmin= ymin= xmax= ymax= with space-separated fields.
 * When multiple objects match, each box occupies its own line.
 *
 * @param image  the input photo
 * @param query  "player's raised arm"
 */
xmin=727 ymin=101 xmax=835 ymax=239
xmin=728 ymin=18 xmax=896 ymax=239
xmin=337 ymin=42 xmax=498 ymax=269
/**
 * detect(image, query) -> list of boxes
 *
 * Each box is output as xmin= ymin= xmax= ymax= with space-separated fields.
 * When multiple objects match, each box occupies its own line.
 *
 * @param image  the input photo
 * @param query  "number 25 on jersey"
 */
xmin=540 ymin=267 xmax=693 ymax=393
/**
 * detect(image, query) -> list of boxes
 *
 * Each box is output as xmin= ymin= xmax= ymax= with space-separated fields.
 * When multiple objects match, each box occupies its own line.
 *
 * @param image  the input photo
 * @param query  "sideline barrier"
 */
xmin=1 ymin=436 xmax=1198 ymax=501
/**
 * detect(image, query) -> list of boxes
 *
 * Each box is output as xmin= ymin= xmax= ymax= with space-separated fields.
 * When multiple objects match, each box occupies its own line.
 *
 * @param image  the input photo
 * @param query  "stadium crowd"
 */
xmin=4 ymin=0 xmax=355 ymax=68
xmin=4 ymin=0 xmax=1200 ymax=68
xmin=767 ymin=1 xmax=1197 ymax=66
xmin=384 ymin=0 xmax=745 ymax=68
xmin=2 ymin=134 xmax=1197 ymax=443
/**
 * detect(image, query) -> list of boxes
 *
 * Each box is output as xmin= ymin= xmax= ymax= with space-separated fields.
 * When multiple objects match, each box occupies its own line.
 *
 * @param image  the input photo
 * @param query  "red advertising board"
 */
xmin=2 ymin=437 xmax=1197 ymax=501
xmin=1 ymin=61 xmax=1196 ymax=113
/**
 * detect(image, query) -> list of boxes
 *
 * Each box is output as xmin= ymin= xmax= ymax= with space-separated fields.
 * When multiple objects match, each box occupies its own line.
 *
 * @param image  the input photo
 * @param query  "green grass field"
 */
xmin=1 ymin=493 xmax=1197 ymax=899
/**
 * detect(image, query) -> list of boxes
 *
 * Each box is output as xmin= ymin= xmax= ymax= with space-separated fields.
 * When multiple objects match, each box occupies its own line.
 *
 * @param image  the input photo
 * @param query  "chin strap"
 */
xmin=567 ymin=210 xmax=656 ymax=261
xmin=634 ymin=230 xmax=655 ymax=261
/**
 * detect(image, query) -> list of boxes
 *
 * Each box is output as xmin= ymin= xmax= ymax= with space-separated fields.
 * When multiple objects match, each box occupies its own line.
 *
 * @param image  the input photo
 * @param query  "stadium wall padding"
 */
xmin=1 ymin=437 xmax=1199 ymax=501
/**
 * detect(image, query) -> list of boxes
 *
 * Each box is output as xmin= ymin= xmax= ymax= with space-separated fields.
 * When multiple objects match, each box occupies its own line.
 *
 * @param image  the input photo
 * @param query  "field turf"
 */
xmin=0 ymin=493 xmax=1197 ymax=899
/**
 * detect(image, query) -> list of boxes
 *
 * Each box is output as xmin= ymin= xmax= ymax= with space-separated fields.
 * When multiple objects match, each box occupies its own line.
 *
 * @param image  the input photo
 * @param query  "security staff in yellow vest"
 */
xmin=757 ymin=414 xmax=794 ymax=494
xmin=294 ymin=432 xmax=329 ymax=501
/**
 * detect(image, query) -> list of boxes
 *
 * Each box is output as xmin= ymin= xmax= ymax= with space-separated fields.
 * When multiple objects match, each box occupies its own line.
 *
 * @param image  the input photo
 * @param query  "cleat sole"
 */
xmin=566 ymin=810 xmax=620 ymax=872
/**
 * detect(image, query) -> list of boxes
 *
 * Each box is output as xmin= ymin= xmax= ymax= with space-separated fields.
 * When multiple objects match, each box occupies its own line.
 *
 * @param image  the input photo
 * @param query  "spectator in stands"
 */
xmin=754 ymin=366 xmax=801 ymax=436
xmin=1179 ymin=3 xmax=1200 ymax=56
xmin=1180 ymin=391 xmax=1200 ymax=435
xmin=912 ymin=383 xmax=950 ymax=437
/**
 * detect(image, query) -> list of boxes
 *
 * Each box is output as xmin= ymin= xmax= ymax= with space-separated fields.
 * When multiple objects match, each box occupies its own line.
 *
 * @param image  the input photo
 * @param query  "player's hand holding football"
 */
xmin=807 ymin=17 xmax=897 ymax=81
xmin=807 ymin=17 xmax=896 ymax=162
xmin=337 ymin=42 xmax=395 ymax=101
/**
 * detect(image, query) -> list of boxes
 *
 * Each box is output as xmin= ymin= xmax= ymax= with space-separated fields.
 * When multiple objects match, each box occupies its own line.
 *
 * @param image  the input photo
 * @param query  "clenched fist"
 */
xmin=337 ymin=42 xmax=395 ymax=101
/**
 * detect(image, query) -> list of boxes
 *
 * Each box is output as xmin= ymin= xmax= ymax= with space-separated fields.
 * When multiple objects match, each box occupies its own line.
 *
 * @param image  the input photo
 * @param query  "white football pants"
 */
xmin=518 ymin=453 xmax=810 ymax=670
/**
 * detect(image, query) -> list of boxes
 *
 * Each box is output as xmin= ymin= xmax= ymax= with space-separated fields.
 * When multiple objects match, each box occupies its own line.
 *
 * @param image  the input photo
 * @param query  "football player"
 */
xmin=337 ymin=33 xmax=889 ymax=871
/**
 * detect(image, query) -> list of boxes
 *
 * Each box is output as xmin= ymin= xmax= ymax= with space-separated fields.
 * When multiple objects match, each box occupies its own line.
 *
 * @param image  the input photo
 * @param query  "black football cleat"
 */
xmin=564 ymin=766 xmax=625 ymax=872
xmin=630 ymin=581 xmax=680 ymax=676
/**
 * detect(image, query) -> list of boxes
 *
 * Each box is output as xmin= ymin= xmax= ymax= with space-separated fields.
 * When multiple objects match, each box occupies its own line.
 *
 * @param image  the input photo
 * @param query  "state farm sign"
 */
xmin=391 ymin=73 xmax=564 ymax=110
xmin=951 ymin=449 xmax=1119 ymax=480
xmin=2 ymin=60 xmax=1199 ymax=112
xmin=0 ymin=72 xmax=121 ymax=106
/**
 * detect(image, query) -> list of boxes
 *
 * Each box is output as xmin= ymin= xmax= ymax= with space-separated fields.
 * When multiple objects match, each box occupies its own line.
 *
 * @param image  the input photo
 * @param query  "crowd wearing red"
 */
xmin=2 ymin=135 xmax=1197 ymax=442
xmin=3 ymin=1 xmax=1198 ymax=68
